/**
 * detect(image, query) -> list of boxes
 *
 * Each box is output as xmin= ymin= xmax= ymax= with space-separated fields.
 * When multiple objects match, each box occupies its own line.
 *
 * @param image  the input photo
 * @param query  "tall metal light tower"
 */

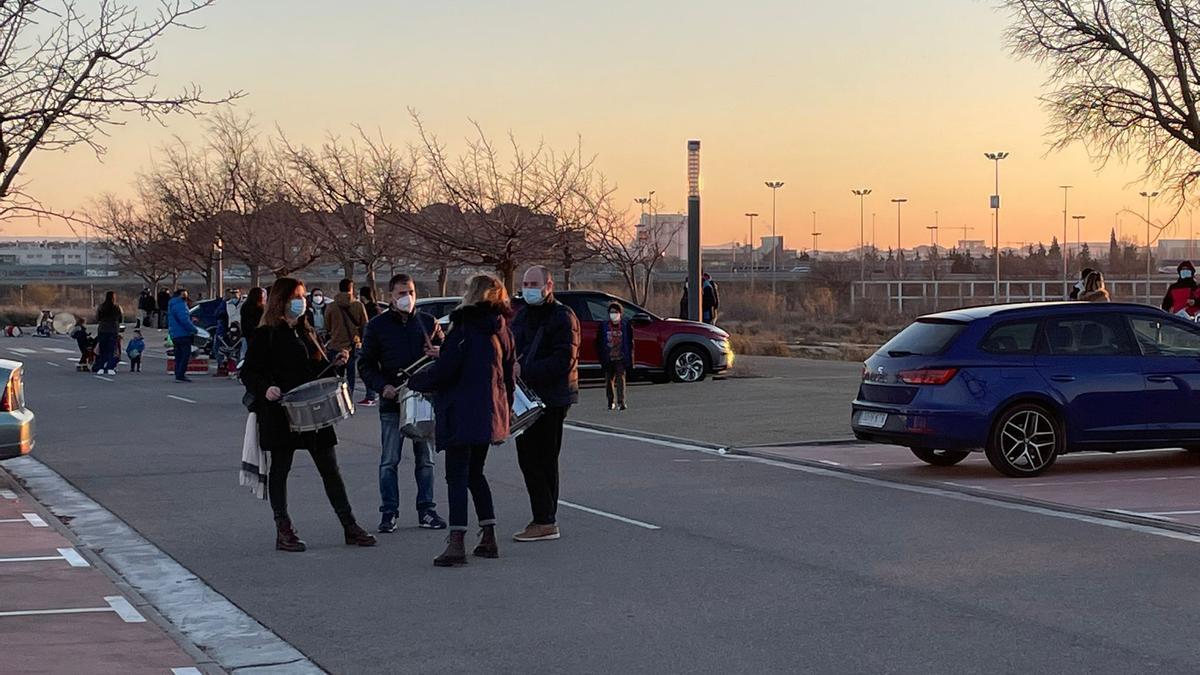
xmin=1059 ymin=185 xmax=1072 ymax=297
xmin=852 ymin=189 xmax=872 ymax=282
xmin=687 ymin=141 xmax=702 ymax=322
xmin=765 ymin=180 xmax=785 ymax=296
xmin=985 ymin=151 xmax=1009 ymax=302
xmin=745 ymin=212 xmax=758 ymax=293
xmin=1140 ymin=190 xmax=1160 ymax=303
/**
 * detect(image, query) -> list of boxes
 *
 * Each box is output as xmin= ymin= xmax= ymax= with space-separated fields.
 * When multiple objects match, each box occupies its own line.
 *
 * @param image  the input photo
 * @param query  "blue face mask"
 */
xmin=1183 ymin=270 xmax=1194 ymax=280
xmin=522 ymin=288 xmax=545 ymax=306
xmin=286 ymin=298 xmax=307 ymax=320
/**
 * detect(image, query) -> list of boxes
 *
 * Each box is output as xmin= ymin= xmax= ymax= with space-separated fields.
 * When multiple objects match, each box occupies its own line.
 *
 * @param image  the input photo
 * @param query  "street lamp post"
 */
xmin=1059 ymin=185 xmax=1072 ymax=298
xmin=1072 ymin=215 xmax=1086 ymax=253
xmin=765 ymin=181 xmax=785 ymax=296
xmin=744 ymin=212 xmax=758 ymax=293
xmin=891 ymin=198 xmax=907 ymax=313
xmin=852 ymin=188 xmax=872 ymax=282
xmin=1140 ymin=190 xmax=1160 ymax=303
xmin=687 ymin=142 xmax=702 ymax=322
xmin=985 ymin=152 xmax=1009 ymax=303
xmin=811 ymin=210 xmax=821 ymax=256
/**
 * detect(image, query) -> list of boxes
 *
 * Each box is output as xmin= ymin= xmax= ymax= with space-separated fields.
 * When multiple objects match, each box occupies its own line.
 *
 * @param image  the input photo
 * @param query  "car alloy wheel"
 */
xmin=670 ymin=346 xmax=708 ymax=383
xmin=985 ymin=403 xmax=1061 ymax=477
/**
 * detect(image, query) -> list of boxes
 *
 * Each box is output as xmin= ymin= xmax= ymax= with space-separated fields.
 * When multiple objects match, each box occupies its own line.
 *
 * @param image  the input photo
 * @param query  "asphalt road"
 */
xmin=10 ymin=338 xmax=1200 ymax=673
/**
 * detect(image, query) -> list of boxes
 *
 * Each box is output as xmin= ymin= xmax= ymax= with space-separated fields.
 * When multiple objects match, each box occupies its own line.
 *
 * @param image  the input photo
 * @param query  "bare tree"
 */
xmin=0 ymin=0 xmax=238 ymax=218
xmin=86 ymin=194 xmax=173 ymax=287
xmin=397 ymin=114 xmax=593 ymax=290
xmin=588 ymin=200 xmax=677 ymax=306
xmin=1005 ymin=0 xmax=1200 ymax=225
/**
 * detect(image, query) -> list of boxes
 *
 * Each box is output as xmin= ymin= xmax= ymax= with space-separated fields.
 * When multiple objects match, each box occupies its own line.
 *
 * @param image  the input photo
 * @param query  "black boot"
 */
xmin=473 ymin=525 xmax=499 ymax=559
xmin=434 ymin=531 xmax=467 ymax=567
xmin=344 ymin=522 xmax=377 ymax=547
xmin=275 ymin=518 xmax=306 ymax=553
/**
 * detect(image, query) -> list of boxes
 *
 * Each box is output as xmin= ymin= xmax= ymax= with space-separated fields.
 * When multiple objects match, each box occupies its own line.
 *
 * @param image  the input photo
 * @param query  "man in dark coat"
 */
xmin=358 ymin=273 xmax=446 ymax=533
xmin=156 ymin=288 xmax=171 ymax=329
xmin=511 ymin=265 xmax=580 ymax=543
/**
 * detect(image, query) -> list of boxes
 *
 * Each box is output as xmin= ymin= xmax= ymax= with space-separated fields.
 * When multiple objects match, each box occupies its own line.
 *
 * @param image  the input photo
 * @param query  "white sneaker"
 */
xmin=106 ymin=369 xmax=116 ymax=376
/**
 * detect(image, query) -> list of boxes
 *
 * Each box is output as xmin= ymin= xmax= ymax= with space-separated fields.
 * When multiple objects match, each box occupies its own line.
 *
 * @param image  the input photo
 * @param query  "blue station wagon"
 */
xmin=851 ymin=302 xmax=1200 ymax=477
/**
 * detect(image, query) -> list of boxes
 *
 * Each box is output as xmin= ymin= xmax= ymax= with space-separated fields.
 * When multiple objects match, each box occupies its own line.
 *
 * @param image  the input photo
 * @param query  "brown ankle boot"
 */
xmin=343 ymin=522 xmax=377 ymax=547
xmin=473 ymin=525 xmax=499 ymax=559
xmin=434 ymin=531 xmax=467 ymax=567
xmin=275 ymin=518 xmax=306 ymax=552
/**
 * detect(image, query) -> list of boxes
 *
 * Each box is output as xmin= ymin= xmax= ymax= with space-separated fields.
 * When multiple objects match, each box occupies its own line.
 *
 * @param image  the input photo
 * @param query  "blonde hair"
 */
xmin=462 ymin=274 xmax=509 ymax=308
xmin=1084 ymin=270 xmax=1105 ymax=293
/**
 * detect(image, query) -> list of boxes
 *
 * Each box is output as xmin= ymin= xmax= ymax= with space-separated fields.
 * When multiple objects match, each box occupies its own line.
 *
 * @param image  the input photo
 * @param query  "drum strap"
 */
xmin=520 ymin=325 xmax=546 ymax=371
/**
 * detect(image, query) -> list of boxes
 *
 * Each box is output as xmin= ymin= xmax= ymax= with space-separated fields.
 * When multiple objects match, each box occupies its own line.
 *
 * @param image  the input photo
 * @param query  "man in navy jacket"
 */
xmin=511 ymin=265 xmax=580 ymax=543
xmin=358 ymin=274 xmax=446 ymax=533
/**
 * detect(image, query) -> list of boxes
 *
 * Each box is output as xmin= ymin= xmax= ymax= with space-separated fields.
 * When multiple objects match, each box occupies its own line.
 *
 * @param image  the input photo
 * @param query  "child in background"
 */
xmin=126 ymin=330 xmax=145 ymax=372
xmin=70 ymin=317 xmax=94 ymax=371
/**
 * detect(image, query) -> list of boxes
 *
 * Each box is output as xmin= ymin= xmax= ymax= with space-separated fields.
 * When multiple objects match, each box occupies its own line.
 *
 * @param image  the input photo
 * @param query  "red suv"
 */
xmin=553 ymin=291 xmax=733 ymax=383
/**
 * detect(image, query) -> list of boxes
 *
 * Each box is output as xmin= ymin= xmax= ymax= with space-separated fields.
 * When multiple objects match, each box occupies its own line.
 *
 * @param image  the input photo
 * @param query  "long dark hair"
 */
xmin=247 ymin=287 xmax=266 ymax=309
xmin=264 ymin=277 xmax=324 ymax=360
xmin=100 ymin=291 xmax=116 ymax=310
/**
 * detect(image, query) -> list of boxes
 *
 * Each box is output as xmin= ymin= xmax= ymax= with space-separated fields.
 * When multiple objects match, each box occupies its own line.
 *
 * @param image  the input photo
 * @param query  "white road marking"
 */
xmin=105 ymin=595 xmax=146 ymax=623
xmin=167 ymin=395 xmax=196 ymax=404
xmin=94 ymin=375 xmax=113 ymax=382
xmin=42 ymin=347 xmax=76 ymax=354
xmin=59 ymin=547 xmax=90 ymax=567
xmin=22 ymin=512 xmax=47 ymax=527
xmin=0 ymin=489 xmax=16 ymax=499
xmin=8 ymin=347 xmax=35 ymax=354
xmin=557 ymin=499 xmax=661 ymax=530
xmin=45 ymin=361 xmax=61 ymax=367
xmin=1146 ymin=509 xmax=1200 ymax=516
xmin=818 ymin=459 xmax=842 ymax=467
xmin=1008 ymin=475 xmax=1200 ymax=488
xmin=172 ymin=669 xmax=203 ymax=675
xmin=1105 ymin=509 xmax=1178 ymax=522
xmin=566 ymin=424 xmax=724 ymax=455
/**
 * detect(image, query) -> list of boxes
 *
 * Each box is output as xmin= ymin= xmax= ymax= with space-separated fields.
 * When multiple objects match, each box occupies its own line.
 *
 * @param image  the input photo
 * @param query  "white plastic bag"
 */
xmin=399 ymin=387 xmax=436 ymax=440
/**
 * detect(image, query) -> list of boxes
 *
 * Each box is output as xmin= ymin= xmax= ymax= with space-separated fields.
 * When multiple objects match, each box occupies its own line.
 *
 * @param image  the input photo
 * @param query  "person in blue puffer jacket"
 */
xmin=167 ymin=289 xmax=198 ymax=382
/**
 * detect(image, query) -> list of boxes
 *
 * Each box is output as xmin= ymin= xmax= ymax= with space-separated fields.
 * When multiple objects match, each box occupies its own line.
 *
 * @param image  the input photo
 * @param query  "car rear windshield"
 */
xmin=878 ymin=319 xmax=966 ymax=357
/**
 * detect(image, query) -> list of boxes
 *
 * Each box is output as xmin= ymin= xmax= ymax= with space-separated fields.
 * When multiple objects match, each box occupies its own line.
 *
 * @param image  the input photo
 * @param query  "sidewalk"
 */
xmin=0 ymin=467 xmax=216 ymax=675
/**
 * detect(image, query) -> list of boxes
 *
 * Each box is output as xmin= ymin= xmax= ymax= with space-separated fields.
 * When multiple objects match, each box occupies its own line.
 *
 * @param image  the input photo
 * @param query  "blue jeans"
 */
xmin=379 ymin=411 xmax=436 ymax=516
xmin=172 ymin=336 xmax=193 ymax=380
xmin=93 ymin=333 xmax=118 ymax=372
xmin=345 ymin=347 xmax=359 ymax=396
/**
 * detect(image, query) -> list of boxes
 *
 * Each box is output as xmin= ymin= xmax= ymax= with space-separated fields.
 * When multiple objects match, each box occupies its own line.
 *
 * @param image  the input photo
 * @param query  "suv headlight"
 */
xmin=709 ymin=338 xmax=731 ymax=353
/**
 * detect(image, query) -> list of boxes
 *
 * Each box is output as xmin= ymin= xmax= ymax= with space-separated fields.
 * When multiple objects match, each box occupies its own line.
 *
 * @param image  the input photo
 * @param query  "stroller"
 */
xmin=215 ymin=322 xmax=243 ymax=376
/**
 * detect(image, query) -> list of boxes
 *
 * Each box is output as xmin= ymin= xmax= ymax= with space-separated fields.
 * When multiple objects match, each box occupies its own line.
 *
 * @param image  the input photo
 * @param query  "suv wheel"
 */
xmin=668 ymin=345 xmax=709 ymax=383
xmin=985 ymin=403 xmax=1062 ymax=477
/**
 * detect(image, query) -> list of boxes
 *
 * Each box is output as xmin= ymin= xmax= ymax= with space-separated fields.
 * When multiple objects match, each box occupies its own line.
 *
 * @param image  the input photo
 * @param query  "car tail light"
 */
xmin=897 ymin=367 xmax=958 ymax=385
xmin=0 ymin=382 xmax=12 ymax=412
xmin=0 ymin=370 xmax=22 ymax=412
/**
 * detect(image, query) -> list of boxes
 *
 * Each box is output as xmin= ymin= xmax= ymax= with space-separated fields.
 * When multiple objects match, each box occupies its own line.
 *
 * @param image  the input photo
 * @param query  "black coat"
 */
xmin=96 ymin=303 xmax=123 ymax=335
xmin=358 ymin=309 xmax=444 ymax=413
xmin=157 ymin=290 xmax=171 ymax=312
xmin=239 ymin=302 xmax=264 ymax=333
xmin=511 ymin=297 xmax=579 ymax=408
xmin=407 ymin=303 xmax=515 ymax=449
xmin=241 ymin=322 xmax=337 ymax=451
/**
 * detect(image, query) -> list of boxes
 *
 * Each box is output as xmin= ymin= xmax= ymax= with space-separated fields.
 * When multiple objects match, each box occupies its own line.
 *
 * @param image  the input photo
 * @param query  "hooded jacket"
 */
xmin=168 ymin=295 xmax=196 ymax=339
xmin=1162 ymin=276 xmax=1199 ymax=313
xmin=324 ymin=292 xmax=369 ymax=351
xmin=407 ymin=303 xmax=515 ymax=449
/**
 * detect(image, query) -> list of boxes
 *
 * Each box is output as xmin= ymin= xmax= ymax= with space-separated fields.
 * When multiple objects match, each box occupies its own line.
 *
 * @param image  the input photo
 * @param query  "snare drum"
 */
xmin=510 ymin=379 xmax=545 ymax=437
xmin=280 ymin=377 xmax=355 ymax=432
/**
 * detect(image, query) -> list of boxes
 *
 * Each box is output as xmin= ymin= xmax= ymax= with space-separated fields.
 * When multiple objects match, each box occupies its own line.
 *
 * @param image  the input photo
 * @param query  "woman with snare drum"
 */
xmin=407 ymin=274 xmax=516 ymax=567
xmin=240 ymin=277 xmax=376 ymax=552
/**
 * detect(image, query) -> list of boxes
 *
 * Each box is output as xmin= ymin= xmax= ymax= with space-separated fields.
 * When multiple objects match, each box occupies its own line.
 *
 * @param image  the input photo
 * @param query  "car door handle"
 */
xmin=1049 ymin=375 xmax=1075 ymax=382
xmin=1147 ymin=375 xmax=1175 ymax=383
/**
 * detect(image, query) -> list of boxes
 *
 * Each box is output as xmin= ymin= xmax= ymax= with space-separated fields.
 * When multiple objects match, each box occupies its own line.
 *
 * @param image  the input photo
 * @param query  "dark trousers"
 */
xmin=444 ymin=444 xmax=495 ymax=532
xmin=516 ymin=406 xmax=568 ymax=525
xmin=129 ymin=356 xmax=142 ymax=372
xmin=157 ymin=310 xmax=168 ymax=330
xmin=604 ymin=363 xmax=626 ymax=406
xmin=172 ymin=336 xmax=193 ymax=380
xmin=92 ymin=333 xmax=118 ymax=372
xmin=268 ymin=446 xmax=355 ymax=526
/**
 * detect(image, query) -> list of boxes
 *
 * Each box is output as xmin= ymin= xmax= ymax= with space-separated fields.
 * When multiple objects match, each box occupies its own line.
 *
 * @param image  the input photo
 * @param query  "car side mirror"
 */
xmin=632 ymin=312 xmax=652 ymax=325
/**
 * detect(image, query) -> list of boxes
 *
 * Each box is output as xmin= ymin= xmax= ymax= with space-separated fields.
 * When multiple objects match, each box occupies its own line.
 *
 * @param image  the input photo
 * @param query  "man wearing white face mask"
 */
xmin=511 ymin=265 xmax=580 ymax=542
xmin=359 ymin=274 xmax=447 ymax=532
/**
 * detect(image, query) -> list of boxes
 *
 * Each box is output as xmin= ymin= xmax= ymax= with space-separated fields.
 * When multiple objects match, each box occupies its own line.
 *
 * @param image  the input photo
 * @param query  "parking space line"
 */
xmin=0 ymin=489 xmax=16 ymax=499
xmin=0 ymin=596 xmax=145 ymax=623
xmin=94 ymin=375 xmax=113 ymax=382
xmin=1106 ymin=509 xmax=1178 ymax=522
xmin=172 ymin=669 xmax=203 ymax=675
xmin=8 ymin=347 xmax=36 ymax=354
xmin=0 ymin=548 xmax=90 ymax=567
xmin=0 ymin=513 xmax=46 ymax=526
xmin=167 ymin=395 xmax=196 ymax=404
xmin=1147 ymin=510 xmax=1200 ymax=516
xmin=557 ymin=500 xmax=661 ymax=530
xmin=45 ymin=361 xmax=61 ymax=367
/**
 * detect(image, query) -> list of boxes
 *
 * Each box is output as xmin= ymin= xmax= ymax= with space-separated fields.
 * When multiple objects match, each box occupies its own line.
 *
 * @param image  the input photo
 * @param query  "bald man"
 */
xmin=511 ymin=265 xmax=580 ymax=542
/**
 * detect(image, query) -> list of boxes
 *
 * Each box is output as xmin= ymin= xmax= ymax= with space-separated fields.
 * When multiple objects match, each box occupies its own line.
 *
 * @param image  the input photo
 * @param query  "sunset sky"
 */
xmin=19 ymin=0 xmax=1180 ymax=250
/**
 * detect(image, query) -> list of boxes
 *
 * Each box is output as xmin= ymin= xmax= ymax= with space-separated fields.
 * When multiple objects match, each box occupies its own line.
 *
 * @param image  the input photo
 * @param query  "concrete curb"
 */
xmin=728 ymin=446 xmax=1200 ymax=538
xmin=1 ymin=456 xmax=325 ymax=675
xmin=565 ymin=420 xmax=727 ymax=451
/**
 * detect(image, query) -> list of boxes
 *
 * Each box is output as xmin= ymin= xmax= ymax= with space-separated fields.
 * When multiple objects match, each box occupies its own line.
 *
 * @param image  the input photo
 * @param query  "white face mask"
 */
xmin=609 ymin=312 xmax=621 ymax=323
xmin=394 ymin=295 xmax=414 ymax=313
xmin=312 ymin=294 xmax=324 ymax=304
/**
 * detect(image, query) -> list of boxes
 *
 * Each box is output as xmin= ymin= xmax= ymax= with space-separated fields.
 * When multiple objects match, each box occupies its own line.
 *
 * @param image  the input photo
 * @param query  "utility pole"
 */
xmin=852 ymin=188 xmax=871 ymax=282
xmin=811 ymin=210 xmax=821 ymax=256
xmin=986 ymin=151 xmax=1009 ymax=303
xmin=891 ymin=198 xmax=908 ymax=313
xmin=1059 ymin=185 xmax=1072 ymax=298
xmin=745 ymin=212 xmax=758 ymax=294
xmin=1140 ymin=190 xmax=1160 ymax=304
xmin=765 ymin=181 xmax=785 ymax=297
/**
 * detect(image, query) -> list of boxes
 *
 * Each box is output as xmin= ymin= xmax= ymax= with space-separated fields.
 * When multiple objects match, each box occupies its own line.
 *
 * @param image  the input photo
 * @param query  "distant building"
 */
xmin=637 ymin=213 xmax=687 ymax=260
xmin=0 ymin=239 xmax=113 ymax=270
